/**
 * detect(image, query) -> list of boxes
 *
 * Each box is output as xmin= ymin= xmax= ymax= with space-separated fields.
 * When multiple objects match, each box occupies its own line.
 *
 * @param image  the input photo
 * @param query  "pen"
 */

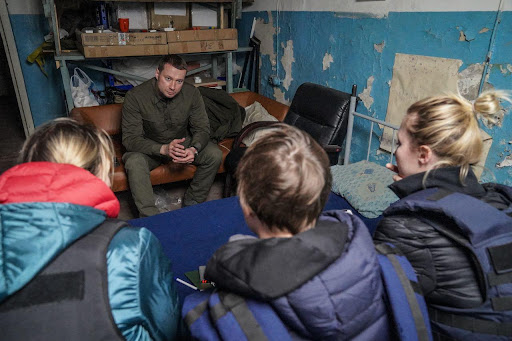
xmin=176 ymin=277 xmax=197 ymax=290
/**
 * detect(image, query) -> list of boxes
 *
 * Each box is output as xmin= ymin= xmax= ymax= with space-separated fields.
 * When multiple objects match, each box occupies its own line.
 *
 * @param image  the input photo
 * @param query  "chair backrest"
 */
xmin=284 ymin=83 xmax=351 ymax=146
xmin=70 ymin=104 xmax=123 ymax=136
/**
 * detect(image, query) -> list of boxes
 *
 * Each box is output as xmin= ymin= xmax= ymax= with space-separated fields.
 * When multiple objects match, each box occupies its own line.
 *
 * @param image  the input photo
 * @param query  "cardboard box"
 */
xmin=167 ymin=29 xmax=237 ymax=42
xmin=168 ymin=39 xmax=237 ymax=54
xmin=77 ymin=43 xmax=168 ymax=58
xmin=77 ymin=30 xmax=167 ymax=46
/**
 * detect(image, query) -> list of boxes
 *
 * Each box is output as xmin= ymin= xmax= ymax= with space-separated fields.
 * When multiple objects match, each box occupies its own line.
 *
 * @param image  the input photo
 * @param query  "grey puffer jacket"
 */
xmin=374 ymin=167 xmax=512 ymax=309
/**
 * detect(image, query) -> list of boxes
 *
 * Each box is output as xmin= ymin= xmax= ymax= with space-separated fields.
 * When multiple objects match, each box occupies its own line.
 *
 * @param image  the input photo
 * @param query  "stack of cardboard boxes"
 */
xmin=76 ymin=28 xmax=238 ymax=58
xmin=76 ymin=30 xmax=168 ymax=57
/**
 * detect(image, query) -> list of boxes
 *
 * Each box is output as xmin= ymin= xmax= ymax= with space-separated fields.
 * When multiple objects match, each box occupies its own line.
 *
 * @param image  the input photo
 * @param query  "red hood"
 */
xmin=0 ymin=162 xmax=120 ymax=218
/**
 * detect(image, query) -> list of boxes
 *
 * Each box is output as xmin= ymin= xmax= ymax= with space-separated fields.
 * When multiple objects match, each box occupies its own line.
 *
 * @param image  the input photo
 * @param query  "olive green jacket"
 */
xmin=122 ymin=78 xmax=210 ymax=156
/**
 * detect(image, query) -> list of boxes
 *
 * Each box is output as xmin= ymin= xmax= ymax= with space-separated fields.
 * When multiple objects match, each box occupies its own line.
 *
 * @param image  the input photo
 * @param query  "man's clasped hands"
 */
xmin=160 ymin=138 xmax=198 ymax=164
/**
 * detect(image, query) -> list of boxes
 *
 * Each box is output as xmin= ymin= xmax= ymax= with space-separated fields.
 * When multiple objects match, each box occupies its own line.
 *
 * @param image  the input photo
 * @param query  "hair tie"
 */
xmin=471 ymin=99 xmax=479 ymax=117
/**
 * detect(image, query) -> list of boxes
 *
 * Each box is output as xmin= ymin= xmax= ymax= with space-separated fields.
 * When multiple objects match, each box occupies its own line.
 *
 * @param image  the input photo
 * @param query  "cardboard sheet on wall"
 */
xmin=382 ymin=53 xmax=462 ymax=152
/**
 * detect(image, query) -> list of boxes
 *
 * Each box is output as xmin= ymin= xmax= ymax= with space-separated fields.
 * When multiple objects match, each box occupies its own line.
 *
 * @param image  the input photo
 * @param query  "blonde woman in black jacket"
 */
xmin=374 ymin=90 xmax=512 ymax=341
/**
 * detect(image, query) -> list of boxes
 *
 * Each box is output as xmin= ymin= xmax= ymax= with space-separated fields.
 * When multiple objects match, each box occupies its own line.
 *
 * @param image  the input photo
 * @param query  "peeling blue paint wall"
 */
xmin=7 ymin=0 xmax=105 ymax=128
xmin=8 ymin=13 xmax=66 ymax=126
xmin=236 ymin=10 xmax=512 ymax=185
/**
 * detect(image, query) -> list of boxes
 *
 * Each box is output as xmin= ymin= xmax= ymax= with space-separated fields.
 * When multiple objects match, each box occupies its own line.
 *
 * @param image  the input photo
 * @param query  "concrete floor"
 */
xmin=116 ymin=174 xmax=226 ymax=220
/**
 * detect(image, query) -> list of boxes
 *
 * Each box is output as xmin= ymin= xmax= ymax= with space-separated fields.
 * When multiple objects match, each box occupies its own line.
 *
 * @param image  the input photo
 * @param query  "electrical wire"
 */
xmin=478 ymin=0 xmax=504 ymax=95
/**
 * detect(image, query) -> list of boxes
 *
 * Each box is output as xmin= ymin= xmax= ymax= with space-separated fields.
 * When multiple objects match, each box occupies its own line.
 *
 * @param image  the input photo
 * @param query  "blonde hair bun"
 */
xmin=473 ymin=90 xmax=511 ymax=125
xmin=406 ymin=90 xmax=510 ymax=182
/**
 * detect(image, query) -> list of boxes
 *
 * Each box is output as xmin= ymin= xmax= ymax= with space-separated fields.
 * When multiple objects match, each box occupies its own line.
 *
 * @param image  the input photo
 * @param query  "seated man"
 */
xmin=122 ymin=54 xmax=222 ymax=217
xmin=185 ymin=124 xmax=390 ymax=340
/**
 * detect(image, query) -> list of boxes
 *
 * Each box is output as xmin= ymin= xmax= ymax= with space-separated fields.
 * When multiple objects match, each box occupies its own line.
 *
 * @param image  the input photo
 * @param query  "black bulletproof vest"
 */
xmin=0 ymin=218 xmax=127 ymax=341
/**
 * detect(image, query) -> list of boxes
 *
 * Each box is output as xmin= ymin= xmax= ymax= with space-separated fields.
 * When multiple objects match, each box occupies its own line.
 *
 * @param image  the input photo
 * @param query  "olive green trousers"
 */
xmin=123 ymin=142 xmax=222 ymax=217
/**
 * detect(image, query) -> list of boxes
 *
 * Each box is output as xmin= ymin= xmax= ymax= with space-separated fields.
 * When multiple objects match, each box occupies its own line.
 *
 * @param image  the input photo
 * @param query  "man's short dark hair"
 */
xmin=158 ymin=54 xmax=188 ymax=72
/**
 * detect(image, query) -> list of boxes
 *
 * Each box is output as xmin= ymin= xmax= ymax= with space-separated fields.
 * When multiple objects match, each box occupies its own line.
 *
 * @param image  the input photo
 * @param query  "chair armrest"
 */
xmin=70 ymin=104 xmax=123 ymax=136
xmin=323 ymin=144 xmax=342 ymax=153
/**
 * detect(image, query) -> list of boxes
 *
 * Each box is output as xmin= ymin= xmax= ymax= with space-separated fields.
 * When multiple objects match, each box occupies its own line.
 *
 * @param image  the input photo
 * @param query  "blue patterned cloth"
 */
xmin=331 ymin=161 xmax=398 ymax=218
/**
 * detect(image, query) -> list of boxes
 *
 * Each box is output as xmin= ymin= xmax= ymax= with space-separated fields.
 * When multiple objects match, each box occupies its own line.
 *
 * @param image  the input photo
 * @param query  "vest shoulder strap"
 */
xmin=376 ymin=243 xmax=433 ymax=341
xmin=387 ymin=188 xmax=512 ymax=246
xmin=184 ymin=289 xmax=292 ymax=341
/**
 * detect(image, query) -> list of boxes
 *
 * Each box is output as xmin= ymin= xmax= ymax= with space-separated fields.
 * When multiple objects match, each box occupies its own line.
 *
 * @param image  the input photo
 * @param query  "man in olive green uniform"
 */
xmin=122 ymin=55 xmax=222 ymax=217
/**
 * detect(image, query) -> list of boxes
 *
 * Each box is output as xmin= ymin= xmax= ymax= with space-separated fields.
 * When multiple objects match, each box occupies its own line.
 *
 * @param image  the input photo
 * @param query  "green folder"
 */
xmin=185 ymin=270 xmax=214 ymax=291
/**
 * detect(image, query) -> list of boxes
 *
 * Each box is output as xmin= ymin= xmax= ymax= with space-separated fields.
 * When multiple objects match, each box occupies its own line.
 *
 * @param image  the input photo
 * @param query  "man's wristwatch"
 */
xmin=192 ymin=146 xmax=199 ymax=156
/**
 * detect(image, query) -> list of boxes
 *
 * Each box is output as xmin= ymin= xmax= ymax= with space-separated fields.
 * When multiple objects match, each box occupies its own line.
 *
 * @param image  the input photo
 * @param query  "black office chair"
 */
xmin=223 ymin=82 xmax=357 ymax=197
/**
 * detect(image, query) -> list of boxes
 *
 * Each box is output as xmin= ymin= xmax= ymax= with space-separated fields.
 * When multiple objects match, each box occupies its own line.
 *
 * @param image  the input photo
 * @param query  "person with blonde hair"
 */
xmin=374 ymin=90 xmax=512 ymax=340
xmin=185 ymin=124 xmax=390 ymax=340
xmin=0 ymin=118 xmax=179 ymax=340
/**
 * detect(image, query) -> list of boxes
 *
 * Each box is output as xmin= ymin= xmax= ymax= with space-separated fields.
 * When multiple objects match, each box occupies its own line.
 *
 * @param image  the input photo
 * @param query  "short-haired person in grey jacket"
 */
xmin=204 ymin=124 xmax=390 ymax=340
xmin=374 ymin=90 xmax=512 ymax=340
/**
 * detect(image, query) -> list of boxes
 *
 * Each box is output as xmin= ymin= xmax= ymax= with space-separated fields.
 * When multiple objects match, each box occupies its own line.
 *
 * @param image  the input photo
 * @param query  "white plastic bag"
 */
xmin=70 ymin=68 xmax=100 ymax=107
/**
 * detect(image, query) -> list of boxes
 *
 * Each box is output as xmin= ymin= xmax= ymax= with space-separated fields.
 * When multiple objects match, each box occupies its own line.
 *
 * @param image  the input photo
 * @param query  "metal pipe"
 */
xmin=227 ymin=52 xmax=233 ymax=93
xmin=352 ymin=111 xmax=399 ymax=129
xmin=74 ymin=62 xmax=147 ymax=82
xmin=60 ymin=60 xmax=74 ymax=112
xmin=366 ymin=122 xmax=373 ymax=161
xmin=344 ymin=86 xmax=357 ymax=165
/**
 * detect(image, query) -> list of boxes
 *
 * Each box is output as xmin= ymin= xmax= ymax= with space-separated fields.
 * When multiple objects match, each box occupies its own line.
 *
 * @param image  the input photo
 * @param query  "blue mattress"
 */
xmin=129 ymin=192 xmax=381 ymax=302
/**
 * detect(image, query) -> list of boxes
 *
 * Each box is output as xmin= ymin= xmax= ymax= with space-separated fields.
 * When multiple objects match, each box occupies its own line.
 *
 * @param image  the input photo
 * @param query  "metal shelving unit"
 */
xmin=42 ymin=0 xmax=250 ymax=112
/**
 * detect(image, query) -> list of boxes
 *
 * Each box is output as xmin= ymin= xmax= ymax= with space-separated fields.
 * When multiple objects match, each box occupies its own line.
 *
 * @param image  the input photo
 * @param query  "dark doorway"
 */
xmin=0 ymin=34 xmax=25 ymax=174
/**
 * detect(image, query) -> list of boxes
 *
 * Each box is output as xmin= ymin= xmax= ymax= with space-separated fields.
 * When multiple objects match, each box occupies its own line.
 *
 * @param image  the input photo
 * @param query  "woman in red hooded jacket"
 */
xmin=0 ymin=118 xmax=179 ymax=340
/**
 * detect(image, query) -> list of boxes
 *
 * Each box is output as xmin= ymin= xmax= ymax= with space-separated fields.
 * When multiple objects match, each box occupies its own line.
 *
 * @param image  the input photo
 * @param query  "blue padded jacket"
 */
xmin=0 ymin=162 xmax=179 ymax=340
xmin=0 ymin=203 xmax=179 ymax=341
xmin=205 ymin=210 xmax=390 ymax=340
